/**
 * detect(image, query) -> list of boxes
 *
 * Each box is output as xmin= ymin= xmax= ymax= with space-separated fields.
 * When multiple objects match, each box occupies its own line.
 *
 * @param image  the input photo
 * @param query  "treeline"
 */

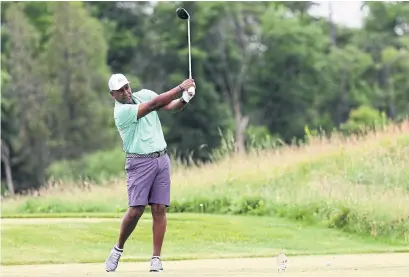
xmin=1 ymin=1 xmax=409 ymax=194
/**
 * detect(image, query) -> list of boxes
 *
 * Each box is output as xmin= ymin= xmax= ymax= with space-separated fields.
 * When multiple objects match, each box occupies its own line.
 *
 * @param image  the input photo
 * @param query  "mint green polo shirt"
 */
xmin=114 ymin=89 xmax=167 ymax=154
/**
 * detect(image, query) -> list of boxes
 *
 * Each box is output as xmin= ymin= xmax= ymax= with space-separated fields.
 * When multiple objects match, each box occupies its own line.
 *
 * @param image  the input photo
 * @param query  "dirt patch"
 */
xmin=2 ymin=253 xmax=408 ymax=277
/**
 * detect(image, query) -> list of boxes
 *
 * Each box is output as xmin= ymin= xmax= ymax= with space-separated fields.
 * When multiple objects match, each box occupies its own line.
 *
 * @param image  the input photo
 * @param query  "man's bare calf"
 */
xmin=117 ymin=206 xmax=145 ymax=249
xmin=151 ymin=204 xmax=167 ymax=257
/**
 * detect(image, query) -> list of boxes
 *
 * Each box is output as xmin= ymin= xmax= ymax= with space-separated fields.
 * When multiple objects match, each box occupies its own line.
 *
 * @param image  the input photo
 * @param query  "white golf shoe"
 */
xmin=105 ymin=246 xmax=123 ymax=272
xmin=150 ymin=256 xmax=163 ymax=272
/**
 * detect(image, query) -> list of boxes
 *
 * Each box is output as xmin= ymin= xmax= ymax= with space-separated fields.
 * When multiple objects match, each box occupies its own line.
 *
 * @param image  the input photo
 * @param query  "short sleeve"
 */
xmin=138 ymin=89 xmax=158 ymax=100
xmin=146 ymin=89 xmax=158 ymax=99
xmin=116 ymin=104 xmax=139 ymax=127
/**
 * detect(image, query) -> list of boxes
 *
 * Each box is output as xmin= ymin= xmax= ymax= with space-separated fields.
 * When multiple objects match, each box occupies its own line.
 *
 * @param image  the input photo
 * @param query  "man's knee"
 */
xmin=151 ymin=204 xmax=166 ymax=219
xmin=127 ymin=206 xmax=145 ymax=220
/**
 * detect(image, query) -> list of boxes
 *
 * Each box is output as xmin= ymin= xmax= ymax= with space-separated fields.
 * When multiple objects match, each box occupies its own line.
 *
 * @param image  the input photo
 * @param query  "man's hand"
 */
xmin=181 ymin=88 xmax=195 ymax=103
xmin=179 ymin=79 xmax=195 ymax=91
xmin=181 ymin=82 xmax=196 ymax=103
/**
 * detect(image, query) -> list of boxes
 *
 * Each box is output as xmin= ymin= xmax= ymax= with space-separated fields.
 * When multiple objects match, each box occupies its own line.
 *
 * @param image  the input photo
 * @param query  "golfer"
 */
xmin=104 ymin=73 xmax=196 ymax=272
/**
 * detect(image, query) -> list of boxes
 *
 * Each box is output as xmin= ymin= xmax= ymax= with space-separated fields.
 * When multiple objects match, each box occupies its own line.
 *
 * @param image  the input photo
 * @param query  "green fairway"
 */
xmin=1 ymin=213 xmax=408 ymax=265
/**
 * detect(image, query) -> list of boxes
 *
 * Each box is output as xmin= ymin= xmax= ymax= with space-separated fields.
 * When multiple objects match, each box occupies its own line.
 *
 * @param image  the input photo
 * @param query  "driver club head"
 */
xmin=176 ymin=8 xmax=190 ymax=20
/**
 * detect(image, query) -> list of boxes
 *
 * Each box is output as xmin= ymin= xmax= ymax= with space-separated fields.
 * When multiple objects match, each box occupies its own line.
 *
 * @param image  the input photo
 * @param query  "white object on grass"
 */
xmin=277 ymin=253 xmax=287 ymax=271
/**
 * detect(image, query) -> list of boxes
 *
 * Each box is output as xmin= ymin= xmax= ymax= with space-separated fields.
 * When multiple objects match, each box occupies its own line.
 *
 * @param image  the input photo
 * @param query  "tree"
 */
xmin=254 ymin=4 xmax=332 ymax=140
xmin=42 ymin=1 xmax=115 ymax=160
xmin=3 ymin=3 xmax=49 ymax=191
xmin=199 ymin=2 xmax=266 ymax=153
xmin=1 ymin=99 xmax=16 ymax=196
xmin=321 ymin=45 xmax=374 ymax=125
xmin=358 ymin=2 xmax=409 ymax=119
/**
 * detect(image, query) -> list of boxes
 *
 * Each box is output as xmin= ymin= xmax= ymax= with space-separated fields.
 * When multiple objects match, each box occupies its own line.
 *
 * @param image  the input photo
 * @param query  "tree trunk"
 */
xmin=1 ymin=140 xmax=15 ymax=196
xmin=232 ymin=92 xmax=248 ymax=153
xmin=384 ymin=65 xmax=397 ymax=119
xmin=338 ymin=67 xmax=349 ymax=123
xmin=3 ymin=158 xmax=15 ymax=196
xmin=328 ymin=2 xmax=337 ymax=47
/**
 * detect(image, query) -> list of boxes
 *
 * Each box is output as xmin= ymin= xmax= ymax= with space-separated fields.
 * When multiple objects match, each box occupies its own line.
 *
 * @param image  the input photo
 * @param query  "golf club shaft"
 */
xmin=188 ymin=19 xmax=192 ymax=79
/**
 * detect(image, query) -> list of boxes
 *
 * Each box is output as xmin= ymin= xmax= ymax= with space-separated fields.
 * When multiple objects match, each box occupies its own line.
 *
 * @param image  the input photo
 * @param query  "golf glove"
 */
xmin=181 ymin=86 xmax=195 ymax=103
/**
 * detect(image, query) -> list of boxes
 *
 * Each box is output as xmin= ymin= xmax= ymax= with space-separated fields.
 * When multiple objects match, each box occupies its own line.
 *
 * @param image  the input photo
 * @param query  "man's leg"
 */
xmin=117 ymin=206 xmax=145 ymax=249
xmin=105 ymin=157 xmax=159 ymax=272
xmin=148 ymin=154 xmax=171 ymax=272
xmin=151 ymin=204 xmax=167 ymax=257
xmin=105 ymin=206 xmax=145 ymax=272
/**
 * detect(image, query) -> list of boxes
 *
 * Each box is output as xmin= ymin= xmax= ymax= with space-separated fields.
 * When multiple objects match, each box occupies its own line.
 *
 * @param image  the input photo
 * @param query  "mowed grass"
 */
xmin=2 ymin=122 xmax=409 ymax=242
xmin=1 ymin=213 xmax=408 ymax=266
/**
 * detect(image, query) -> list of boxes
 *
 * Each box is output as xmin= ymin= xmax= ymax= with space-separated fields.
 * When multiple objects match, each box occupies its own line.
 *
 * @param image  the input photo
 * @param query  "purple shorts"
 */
xmin=125 ymin=154 xmax=171 ymax=207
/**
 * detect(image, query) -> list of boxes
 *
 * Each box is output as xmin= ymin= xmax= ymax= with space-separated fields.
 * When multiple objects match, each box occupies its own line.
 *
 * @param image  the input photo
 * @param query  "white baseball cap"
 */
xmin=108 ymin=73 xmax=130 ymax=91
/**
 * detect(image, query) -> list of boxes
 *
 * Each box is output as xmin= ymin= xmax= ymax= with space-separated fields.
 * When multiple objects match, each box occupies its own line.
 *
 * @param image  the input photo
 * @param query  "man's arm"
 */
xmin=137 ymin=79 xmax=194 ymax=119
xmin=162 ymin=98 xmax=187 ymax=111
xmin=161 ymin=87 xmax=195 ymax=111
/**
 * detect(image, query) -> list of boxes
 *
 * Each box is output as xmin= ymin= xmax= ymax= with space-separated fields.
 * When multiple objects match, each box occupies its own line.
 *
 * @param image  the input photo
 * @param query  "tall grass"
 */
xmin=2 ymin=121 xmax=409 ymax=242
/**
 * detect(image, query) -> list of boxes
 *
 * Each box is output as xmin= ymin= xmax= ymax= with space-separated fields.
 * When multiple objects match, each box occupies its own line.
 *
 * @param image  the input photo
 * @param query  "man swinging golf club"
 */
xmin=104 ymin=73 xmax=196 ymax=273
xmin=105 ymin=7 xmax=195 ymax=272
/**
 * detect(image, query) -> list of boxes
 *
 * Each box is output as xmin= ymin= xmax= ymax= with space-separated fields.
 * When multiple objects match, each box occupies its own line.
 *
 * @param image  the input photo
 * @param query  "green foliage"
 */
xmin=2 ymin=1 xmax=409 ymax=193
xmin=2 ymin=3 xmax=50 ymax=190
xmin=47 ymin=148 xmax=127 ymax=182
xmin=43 ymin=1 xmax=115 ymax=160
xmin=245 ymin=125 xmax=283 ymax=150
xmin=340 ymin=105 xmax=388 ymax=134
xmin=255 ymin=4 xmax=332 ymax=141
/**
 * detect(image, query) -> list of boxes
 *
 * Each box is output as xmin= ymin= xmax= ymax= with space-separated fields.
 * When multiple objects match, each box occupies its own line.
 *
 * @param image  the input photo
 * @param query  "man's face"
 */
xmin=111 ymin=83 xmax=132 ymax=104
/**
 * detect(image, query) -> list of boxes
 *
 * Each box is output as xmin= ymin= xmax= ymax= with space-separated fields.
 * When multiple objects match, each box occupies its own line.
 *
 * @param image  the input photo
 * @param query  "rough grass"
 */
xmin=2 ymin=121 xmax=409 ymax=242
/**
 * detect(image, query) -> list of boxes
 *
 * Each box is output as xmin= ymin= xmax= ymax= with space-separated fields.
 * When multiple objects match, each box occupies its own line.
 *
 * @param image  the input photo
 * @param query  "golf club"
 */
xmin=176 ymin=7 xmax=195 ymax=95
